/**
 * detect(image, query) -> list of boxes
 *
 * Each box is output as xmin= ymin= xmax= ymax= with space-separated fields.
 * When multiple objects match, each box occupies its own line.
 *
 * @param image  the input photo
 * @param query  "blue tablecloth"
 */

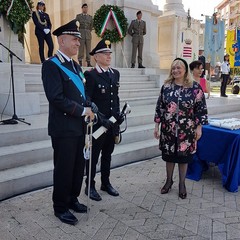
xmin=187 ymin=125 xmax=240 ymax=192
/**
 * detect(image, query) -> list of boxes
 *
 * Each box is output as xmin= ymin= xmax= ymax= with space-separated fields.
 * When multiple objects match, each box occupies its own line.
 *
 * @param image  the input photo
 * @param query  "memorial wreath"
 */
xmin=93 ymin=4 xmax=128 ymax=43
xmin=0 ymin=0 xmax=34 ymax=43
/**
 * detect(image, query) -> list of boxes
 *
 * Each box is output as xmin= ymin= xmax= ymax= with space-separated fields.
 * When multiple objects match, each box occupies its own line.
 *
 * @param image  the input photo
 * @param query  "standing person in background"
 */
xmin=128 ymin=10 xmax=146 ymax=68
xmin=32 ymin=0 xmax=54 ymax=63
xmin=84 ymin=39 xmax=124 ymax=201
xmin=76 ymin=3 xmax=93 ymax=67
xmin=154 ymin=58 xmax=208 ymax=199
xmin=220 ymin=54 xmax=230 ymax=97
xmin=198 ymin=47 xmax=205 ymax=78
xmin=189 ymin=60 xmax=210 ymax=99
xmin=42 ymin=19 xmax=95 ymax=225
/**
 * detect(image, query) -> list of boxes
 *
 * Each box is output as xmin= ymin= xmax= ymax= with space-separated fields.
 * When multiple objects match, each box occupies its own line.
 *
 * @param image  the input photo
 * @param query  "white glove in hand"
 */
xmin=43 ymin=29 xmax=50 ymax=34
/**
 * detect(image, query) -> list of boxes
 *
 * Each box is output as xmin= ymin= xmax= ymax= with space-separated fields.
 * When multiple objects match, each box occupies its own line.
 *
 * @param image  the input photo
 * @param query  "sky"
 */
xmin=152 ymin=0 xmax=222 ymax=20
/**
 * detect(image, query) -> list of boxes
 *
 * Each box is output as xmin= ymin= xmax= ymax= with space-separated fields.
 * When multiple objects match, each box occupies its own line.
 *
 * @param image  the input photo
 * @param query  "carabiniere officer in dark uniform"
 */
xmin=32 ymin=0 xmax=54 ymax=63
xmin=42 ymin=19 xmax=95 ymax=225
xmin=84 ymin=39 xmax=124 ymax=201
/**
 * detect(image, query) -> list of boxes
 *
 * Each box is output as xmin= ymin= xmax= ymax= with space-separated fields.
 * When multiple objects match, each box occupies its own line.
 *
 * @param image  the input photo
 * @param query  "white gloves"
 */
xmin=43 ymin=29 xmax=50 ymax=34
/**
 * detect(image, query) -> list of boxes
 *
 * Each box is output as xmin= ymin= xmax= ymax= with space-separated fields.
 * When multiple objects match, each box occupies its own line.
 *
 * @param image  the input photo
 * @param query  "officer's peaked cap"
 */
xmin=37 ymin=0 xmax=45 ymax=5
xmin=52 ymin=20 xmax=81 ymax=38
xmin=90 ymin=39 xmax=112 ymax=56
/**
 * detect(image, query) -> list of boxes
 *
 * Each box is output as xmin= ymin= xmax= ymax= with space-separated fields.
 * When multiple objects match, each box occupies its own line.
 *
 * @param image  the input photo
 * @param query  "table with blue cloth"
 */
xmin=187 ymin=125 xmax=240 ymax=192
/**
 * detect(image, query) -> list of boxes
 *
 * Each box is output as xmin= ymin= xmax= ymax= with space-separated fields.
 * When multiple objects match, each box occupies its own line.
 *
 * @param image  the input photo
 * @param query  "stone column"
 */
xmin=158 ymin=0 xmax=200 ymax=69
xmin=163 ymin=0 xmax=186 ymax=17
xmin=0 ymin=15 xmax=25 ymax=63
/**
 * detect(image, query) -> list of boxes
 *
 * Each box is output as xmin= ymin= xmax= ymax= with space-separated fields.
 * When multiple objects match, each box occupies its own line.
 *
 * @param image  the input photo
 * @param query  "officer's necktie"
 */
xmin=71 ymin=60 xmax=77 ymax=73
xmin=105 ymin=70 xmax=111 ymax=78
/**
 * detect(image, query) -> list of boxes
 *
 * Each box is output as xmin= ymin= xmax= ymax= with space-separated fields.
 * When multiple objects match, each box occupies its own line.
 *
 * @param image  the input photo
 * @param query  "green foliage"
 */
xmin=0 ymin=0 xmax=34 ymax=43
xmin=93 ymin=4 xmax=128 ymax=43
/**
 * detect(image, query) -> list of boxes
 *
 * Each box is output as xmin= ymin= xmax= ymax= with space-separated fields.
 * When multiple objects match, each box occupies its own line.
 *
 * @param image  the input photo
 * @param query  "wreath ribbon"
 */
xmin=100 ymin=9 xmax=123 ymax=38
xmin=7 ymin=0 xmax=32 ymax=16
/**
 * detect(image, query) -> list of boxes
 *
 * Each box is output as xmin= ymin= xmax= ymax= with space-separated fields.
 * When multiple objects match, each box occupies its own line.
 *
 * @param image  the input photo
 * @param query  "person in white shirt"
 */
xmin=220 ymin=54 xmax=230 ymax=97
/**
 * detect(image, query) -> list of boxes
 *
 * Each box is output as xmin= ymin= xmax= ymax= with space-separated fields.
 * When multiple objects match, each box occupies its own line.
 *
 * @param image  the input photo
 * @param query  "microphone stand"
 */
xmin=0 ymin=42 xmax=31 ymax=125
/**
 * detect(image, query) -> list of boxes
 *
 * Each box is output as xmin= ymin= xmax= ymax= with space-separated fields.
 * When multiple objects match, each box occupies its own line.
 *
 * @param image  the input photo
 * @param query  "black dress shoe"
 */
xmin=69 ymin=201 xmax=87 ymax=213
xmin=85 ymin=187 xmax=102 ymax=201
xmin=100 ymin=184 xmax=119 ymax=196
xmin=221 ymin=94 xmax=228 ymax=97
xmin=138 ymin=64 xmax=145 ymax=68
xmin=54 ymin=210 xmax=78 ymax=225
xmin=131 ymin=64 xmax=135 ymax=68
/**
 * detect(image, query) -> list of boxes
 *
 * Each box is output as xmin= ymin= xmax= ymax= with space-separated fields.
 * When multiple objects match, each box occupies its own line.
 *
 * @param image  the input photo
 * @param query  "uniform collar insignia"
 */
xmin=56 ymin=51 xmax=65 ymax=63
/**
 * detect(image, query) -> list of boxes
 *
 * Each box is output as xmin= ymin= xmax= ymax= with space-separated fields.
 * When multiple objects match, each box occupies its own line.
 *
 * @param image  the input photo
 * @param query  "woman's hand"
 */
xmin=195 ymin=125 xmax=202 ymax=141
xmin=154 ymin=124 xmax=160 ymax=139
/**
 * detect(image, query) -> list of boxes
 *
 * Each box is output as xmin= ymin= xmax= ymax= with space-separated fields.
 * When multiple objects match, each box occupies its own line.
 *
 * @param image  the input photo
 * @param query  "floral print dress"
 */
xmin=154 ymin=81 xmax=208 ymax=162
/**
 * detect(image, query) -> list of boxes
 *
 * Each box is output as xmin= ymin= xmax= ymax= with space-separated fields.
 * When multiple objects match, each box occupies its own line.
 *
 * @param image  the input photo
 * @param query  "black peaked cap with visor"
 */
xmin=89 ymin=39 xmax=112 ymax=56
xmin=52 ymin=20 xmax=81 ymax=39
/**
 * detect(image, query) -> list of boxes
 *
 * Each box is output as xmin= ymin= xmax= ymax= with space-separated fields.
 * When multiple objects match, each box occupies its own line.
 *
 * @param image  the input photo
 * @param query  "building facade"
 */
xmin=25 ymin=0 xmax=161 ymax=68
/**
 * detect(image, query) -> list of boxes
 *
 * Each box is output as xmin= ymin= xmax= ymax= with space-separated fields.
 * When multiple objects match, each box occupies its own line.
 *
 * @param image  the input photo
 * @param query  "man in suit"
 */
xmin=32 ymin=0 xmax=54 ymax=63
xmin=84 ymin=39 xmax=124 ymax=201
xmin=76 ymin=3 xmax=93 ymax=67
xmin=42 ymin=19 xmax=95 ymax=225
xmin=128 ymin=10 xmax=146 ymax=68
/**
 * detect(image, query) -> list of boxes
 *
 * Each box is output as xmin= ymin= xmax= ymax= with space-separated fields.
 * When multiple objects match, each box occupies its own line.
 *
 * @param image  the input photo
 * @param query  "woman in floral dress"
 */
xmin=154 ymin=58 xmax=208 ymax=199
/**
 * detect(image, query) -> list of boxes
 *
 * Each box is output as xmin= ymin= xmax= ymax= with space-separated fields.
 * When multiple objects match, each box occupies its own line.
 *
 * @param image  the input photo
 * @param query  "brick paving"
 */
xmin=1 ymin=157 xmax=240 ymax=240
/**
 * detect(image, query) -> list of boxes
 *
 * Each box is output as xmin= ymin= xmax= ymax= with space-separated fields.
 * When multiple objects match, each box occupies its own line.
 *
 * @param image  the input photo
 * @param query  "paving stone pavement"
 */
xmin=1 ymin=156 xmax=240 ymax=240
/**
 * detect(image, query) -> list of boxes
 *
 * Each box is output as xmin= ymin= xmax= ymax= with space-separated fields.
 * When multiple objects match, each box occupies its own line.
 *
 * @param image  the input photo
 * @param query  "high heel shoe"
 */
xmin=161 ymin=180 xmax=173 ymax=194
xmin=179 ymin=184 xmax=187 ymax=199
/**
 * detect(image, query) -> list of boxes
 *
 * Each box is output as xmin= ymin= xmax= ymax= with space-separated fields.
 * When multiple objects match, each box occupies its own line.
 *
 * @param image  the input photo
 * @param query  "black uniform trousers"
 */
xmin=221 ymin=74 xmax=229 ymax=96
xmin=85 ymin=128 xmax=115 ymax=187
xmin=36 ymin=32 xmax=54 ymax=63
xmin=51 ymin=136 xmax=85 ymax=213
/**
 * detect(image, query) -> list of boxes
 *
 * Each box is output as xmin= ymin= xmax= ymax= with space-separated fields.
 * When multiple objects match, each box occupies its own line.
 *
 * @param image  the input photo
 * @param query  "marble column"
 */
xmin=0 ymin=15 xmax=25 ymax=63
xmin=163 ymin=0 xmax=186 ymax=17
xmin=158 ymin=0 xmax=200 ymax=69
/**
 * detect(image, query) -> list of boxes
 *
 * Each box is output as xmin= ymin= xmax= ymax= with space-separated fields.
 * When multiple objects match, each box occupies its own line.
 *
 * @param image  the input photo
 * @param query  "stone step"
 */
xmin=0 ymin=63 xmax=148 ymax=78
xmin=0 ymin=161 xmax=53 ymax=201
xmin=0 ymin=105 xmax=155 ymax=147
xmin=40 ymin=103 xmax=48 ymax=114
xmin=0 ymin=140 xmax=51 ymax=171
xmin=24 ymin=73 xmax=151 ymax=84
xmin=120 ymin=124 xmax=154 ymax=145
xmin=210 ymin=110 xmax=240 ymax=119
xmin=0 ymin=122 xmax=154 ymax=172
xmin=0 ymin=138 xmax=159 ymax=201
xmin=120 ymin=88 xmax=160 ymax=98
xmin=26 ymin=80 xmax=156 ymax=92
xmin=0 ymin=114 xmax=48 ymax=147
xmin=121 ymin=96 xmax=157 ymax=106
xmin=207 ymin=96 xmax=240 ymax=115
